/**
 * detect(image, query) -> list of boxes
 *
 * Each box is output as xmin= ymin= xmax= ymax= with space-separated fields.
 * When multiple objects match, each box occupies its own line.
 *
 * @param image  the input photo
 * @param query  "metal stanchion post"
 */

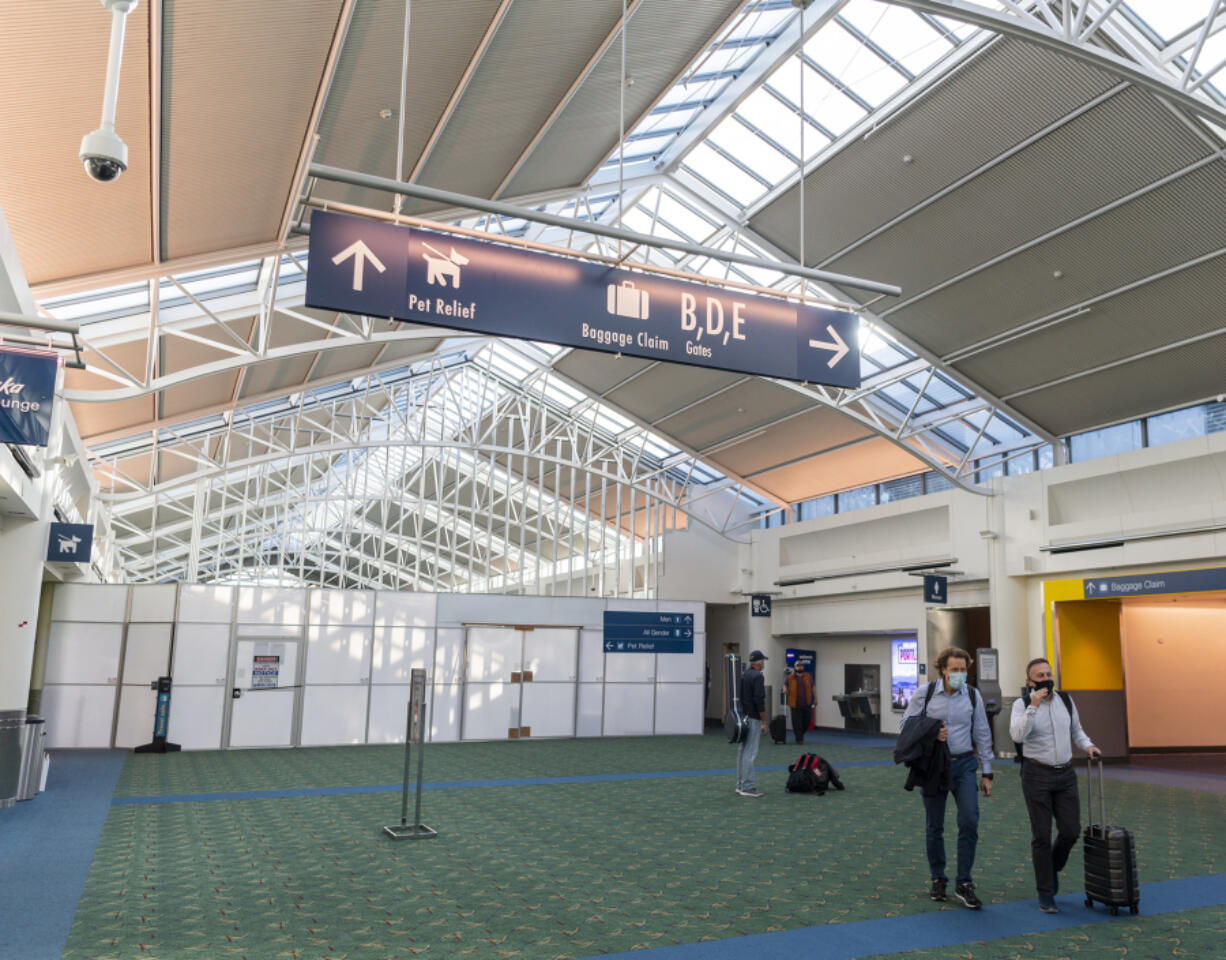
xmin=383 ymin=667 xmax=437 ymax=840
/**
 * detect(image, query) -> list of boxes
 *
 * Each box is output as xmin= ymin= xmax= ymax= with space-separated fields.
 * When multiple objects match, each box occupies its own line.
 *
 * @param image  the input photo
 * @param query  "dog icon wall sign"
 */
xmin=57 ymin=535 xmax=82 ymax=554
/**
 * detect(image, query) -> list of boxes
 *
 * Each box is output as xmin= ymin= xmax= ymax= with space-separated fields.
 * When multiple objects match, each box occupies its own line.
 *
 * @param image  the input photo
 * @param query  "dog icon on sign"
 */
xmin=57 ymin=534 xmax=82 ymax=554
xmin=421 ymin=242 xmax=469 ymax=288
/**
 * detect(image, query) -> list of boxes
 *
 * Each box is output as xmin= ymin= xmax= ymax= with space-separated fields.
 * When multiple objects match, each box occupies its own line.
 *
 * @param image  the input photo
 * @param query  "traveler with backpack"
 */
xmin=899 ymin=646 xmax=994 ymax=909
xmin=785 ymin=665 xmax=815 ymax=743
xmin=735 ymin=651 xmax=769 ymax=798
xmin=1010 ymin=657 xmax=1101 ymax=914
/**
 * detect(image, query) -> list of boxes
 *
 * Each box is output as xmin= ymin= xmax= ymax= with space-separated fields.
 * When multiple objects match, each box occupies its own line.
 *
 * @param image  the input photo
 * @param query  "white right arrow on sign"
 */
xmin=809 ymin=324 xmax=850 ymax=368
xmin=332 ymin=239 xmax=386 ymax=292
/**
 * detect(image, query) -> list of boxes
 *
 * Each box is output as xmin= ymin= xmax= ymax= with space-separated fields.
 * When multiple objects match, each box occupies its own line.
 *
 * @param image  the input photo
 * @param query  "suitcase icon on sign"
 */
xmin=607 ymin=280 xmax=649 ymax=320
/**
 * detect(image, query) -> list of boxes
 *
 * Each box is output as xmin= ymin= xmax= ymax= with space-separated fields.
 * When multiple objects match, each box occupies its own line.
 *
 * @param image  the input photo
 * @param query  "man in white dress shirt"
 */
xmin=1009 ymin=657 xmax=1102 ymax=914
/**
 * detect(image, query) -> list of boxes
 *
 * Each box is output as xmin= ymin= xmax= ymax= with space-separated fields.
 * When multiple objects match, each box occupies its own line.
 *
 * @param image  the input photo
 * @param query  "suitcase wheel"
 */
xmin=1110 ymin=906 xmax=1119 ymax=916
xmin=1084 ymin=898 xmax=1093 ymax=908
xmin=1130 ymin=905 xmax=1139 ymax=915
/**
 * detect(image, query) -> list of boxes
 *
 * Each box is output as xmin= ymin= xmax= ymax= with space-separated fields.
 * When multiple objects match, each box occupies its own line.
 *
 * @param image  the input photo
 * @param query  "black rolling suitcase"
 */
xmin=770 ymin=715 xmax=787 ymax=744
xmin=1083 ymin=757 xmax=1139 ymax=915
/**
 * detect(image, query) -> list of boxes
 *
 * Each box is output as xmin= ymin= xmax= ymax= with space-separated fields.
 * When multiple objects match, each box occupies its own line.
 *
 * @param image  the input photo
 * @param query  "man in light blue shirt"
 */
xmin=1010 ymin=657 xmax=1100 ymax=914
xmin=901 ymin=645 xmax=995 ymax=909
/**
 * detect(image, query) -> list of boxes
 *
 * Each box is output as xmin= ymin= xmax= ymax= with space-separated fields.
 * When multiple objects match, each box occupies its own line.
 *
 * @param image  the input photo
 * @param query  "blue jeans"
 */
xmin=736 ymin=720 xmax=762 ymax=791
xmin=922 ymin=753 xmax=980 ymax=885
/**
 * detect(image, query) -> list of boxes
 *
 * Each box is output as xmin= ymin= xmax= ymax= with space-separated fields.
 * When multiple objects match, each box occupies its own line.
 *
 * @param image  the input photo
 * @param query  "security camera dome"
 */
xmin=79 ymin=126 xmax=128 ymax=183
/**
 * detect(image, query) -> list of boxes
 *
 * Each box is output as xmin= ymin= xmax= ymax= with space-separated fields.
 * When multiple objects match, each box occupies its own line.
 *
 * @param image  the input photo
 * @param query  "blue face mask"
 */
xmin=947 ymin=672 xmax=967 ymax=690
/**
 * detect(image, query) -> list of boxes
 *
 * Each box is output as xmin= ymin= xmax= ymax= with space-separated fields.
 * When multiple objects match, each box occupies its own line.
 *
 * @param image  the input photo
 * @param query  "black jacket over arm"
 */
xmin=894 ymin=715 xmax=951 ymax=796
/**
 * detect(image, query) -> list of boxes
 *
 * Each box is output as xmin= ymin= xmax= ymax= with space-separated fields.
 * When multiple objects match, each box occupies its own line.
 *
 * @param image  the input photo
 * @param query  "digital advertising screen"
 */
xmin=891 ymin=638 xmax=919 ymax=711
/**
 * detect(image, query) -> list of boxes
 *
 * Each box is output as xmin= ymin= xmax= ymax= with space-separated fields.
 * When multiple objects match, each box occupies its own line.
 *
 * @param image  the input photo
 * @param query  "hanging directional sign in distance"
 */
xmin=305 ymin=211 xmax=861 ymax=388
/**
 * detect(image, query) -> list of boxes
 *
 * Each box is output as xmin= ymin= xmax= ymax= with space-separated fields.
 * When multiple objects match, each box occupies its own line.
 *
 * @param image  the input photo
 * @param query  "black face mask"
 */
xmin=1031 ymin=679 xmax=1055 ymax=693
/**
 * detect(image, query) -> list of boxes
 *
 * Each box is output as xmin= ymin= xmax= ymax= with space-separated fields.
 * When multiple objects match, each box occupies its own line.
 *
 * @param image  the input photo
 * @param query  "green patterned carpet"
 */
xmin=60 ymin=733 xmax=1226 ymax=959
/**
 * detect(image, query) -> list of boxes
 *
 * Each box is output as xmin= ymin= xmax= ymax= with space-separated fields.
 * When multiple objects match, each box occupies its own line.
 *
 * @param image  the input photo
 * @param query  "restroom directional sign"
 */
xmin=603 ymin=611 xmax=695 ymax=654
xmin=306 ymin=210 xmax=860 ymax=387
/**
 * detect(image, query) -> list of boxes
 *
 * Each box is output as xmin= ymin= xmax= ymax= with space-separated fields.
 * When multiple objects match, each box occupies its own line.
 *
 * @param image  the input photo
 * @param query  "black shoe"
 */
xmin=955 ymin=883 xmax=982 ymax=910
xmin=929 ymin=879 xmax=948 ymax=902
xmin=1038 ymin=895 xmax=1059 ymax=914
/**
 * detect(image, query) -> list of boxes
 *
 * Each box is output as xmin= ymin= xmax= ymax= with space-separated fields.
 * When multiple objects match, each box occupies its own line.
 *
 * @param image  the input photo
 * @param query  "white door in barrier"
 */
xmin=227 ymin=639 xmax=301 ymax=747
xmin=462 ymin=627 xmax=578 ymax=740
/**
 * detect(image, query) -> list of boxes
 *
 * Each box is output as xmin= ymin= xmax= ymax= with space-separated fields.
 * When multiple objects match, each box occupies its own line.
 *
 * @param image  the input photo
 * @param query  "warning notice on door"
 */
xmin=251 ymin=655 xmax=281 ymax=689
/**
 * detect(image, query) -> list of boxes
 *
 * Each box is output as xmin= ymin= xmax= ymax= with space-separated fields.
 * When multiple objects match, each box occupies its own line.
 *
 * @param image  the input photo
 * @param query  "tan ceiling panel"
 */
xmin=0 ymin=5 xmax=152 ymax=285
xmin=712 ymin=407 xmax=873 ymax=477
xmin=159 ymin=318 xmax=255 ymax=376
xmin=304 ymin=341 xmax=387 ymax=382
xmin=239 ymin=355 xmax=319 ymax=400
xmin=159 ymin=370 xmax=241 ymax=419
xmin=268 ymin=307 xmax=340 ymax=348
xmin=70 ymin=395 xmax=155 ymax=445
xmin=161 ymin=0 xmax=347 ymax=259
xmin=604 ymin=362 xmax=745 ymax=423
xmin=747 ymin=437 xmax=926 ymax=503
xmin=654 ymin=381 xmax=813 ymax=451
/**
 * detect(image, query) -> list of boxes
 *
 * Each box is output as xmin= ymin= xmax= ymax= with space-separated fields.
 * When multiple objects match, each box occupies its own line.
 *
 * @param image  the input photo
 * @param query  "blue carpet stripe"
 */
xmin=0 ymin=750 xmax=127 ymax=960
xmin=112 ymin=759 xmax=894 ymax=805
xmin=584 ymin=873 xmax=1226 ymax=960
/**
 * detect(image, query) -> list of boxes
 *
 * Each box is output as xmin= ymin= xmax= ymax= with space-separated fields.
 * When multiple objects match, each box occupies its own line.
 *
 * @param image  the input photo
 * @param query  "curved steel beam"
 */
xmin=63 ymin=326 xmax=451 ymax=402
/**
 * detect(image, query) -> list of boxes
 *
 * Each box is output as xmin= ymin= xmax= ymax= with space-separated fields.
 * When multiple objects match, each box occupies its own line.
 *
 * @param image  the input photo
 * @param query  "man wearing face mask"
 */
xmin=900 ymin=646 xmax=994 ymax=909
xmin=1010 ymin=657 xmax=1101 ymax=914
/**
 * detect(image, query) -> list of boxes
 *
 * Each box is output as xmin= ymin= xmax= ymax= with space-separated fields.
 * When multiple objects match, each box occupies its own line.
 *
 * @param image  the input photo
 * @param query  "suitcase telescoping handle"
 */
xmin=1086 ymin=755 xmax=1108 ymax=838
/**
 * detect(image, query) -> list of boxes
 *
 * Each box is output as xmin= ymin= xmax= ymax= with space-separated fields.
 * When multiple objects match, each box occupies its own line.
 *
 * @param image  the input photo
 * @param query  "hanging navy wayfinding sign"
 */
xmin=750 ymin=595 xmax=772 ymax=617
xmin=306 ymin=211 xmax=860 ymax=388
xmin=0 ymin=348 xmax=57 ymax=447
xmin=923 ymin=574 xmax=948 ymax=604
xmin=603 ymin=611 xmax=695 ymax=653
xmin=47 ymin=522 xmax=94 ymax=563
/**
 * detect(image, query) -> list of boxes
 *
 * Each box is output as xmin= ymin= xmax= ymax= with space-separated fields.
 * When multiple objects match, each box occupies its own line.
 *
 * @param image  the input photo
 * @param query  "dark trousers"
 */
xmin=1021 ymin=763 xmax=1081 ymax=897
xmin=922 ymin=753 xmax=980 ymax=885
xmin=790 ymin=706 xmax=812 ymax=742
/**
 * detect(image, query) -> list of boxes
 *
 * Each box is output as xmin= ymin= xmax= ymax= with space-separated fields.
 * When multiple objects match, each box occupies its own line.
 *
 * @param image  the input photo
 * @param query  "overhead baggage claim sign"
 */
xmin=305 ymin=211 xmax=860 ymax=387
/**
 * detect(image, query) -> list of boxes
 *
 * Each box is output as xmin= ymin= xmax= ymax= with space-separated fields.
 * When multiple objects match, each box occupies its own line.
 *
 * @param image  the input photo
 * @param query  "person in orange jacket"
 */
xmin=785 ymin=664 xmax=815 ymax=744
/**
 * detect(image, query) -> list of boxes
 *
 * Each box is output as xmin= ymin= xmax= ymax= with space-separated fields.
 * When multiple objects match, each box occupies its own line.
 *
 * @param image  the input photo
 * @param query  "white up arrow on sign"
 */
xmin=332 ymin=239 xmax=386 ymax=292
xmin=809 ymin=324 xmax=850 ymax=368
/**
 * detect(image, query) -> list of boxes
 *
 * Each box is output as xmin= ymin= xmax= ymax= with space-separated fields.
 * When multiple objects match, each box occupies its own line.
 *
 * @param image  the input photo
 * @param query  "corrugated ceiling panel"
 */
xmin=604 ymin=361 xmax=746 ymax=423
xmin=750 ymin=38 xmax=1117 ymax=267
xmin=713 ymin=407 xmax=873 ymax=477
xmin=746 ymin=436 xmax=924 ymax=503
xmin=956 ymin=253 xmax=1226 ymax=403
xmin=653 ymin=380 xmax=812 ymax=450
xmin=161 ymin=0 xmax=346 ymax=259
xmin=886 ymin=160 xmax=1226 ymax=357
xmin=412 ymin=0 xmax=625 ymax=199
xmin=70 ymin=396 xmax=156 ymax=445
xmin=238 ymin=356 xmax=317 ymax=400
xmin=554 ymin=349 xmax=655 ymax=393
xmin=1012 ymin=335 xmax=1226 ymax=436
xmin=0 ymin=5 xmax=152 ymax=284
xmin=312 ymin=0 xmax=504 ymax=212
xmin=826 ymin=87 xmax=1212 ymax=303
xmin=502 ymin=0 xmax=742 ymax=198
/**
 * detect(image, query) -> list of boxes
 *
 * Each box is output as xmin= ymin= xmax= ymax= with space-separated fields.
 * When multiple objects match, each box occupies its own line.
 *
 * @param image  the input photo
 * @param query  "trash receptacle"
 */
xmin=17 ymin=715 xmax=46 ymax=802
xmin=0 ymin=709 xmax=26 ymax=810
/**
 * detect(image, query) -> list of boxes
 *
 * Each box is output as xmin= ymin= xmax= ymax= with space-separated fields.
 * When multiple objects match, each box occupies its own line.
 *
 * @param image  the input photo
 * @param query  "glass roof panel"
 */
xmin=768 ymin=60 xmax=868 ymax=137
xmin=810 ymin=22 xmax=908 ymax=107
xmin=682 ymin=142 xmax=770 ymax=205
xmin=840 ymin=1 xmax=953 ymax=76
xmin=1124 ymin=0 xmax=1212 ymax=41
xmin=707 ymin=115 xmax=799 ymax=184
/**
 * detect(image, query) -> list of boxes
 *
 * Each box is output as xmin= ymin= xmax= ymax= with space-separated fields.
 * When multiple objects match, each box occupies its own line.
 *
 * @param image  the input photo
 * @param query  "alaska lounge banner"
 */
xmin=305 ymin=211 xmax=861 ymax=388
xmin=0 ymin=347 xmax=57 ymax=447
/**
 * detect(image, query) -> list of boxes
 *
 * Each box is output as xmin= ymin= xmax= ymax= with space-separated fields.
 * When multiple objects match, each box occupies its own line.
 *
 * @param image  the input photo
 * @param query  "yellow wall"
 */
xmin=1055 ymin=601 xmax=1124 ymax=690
